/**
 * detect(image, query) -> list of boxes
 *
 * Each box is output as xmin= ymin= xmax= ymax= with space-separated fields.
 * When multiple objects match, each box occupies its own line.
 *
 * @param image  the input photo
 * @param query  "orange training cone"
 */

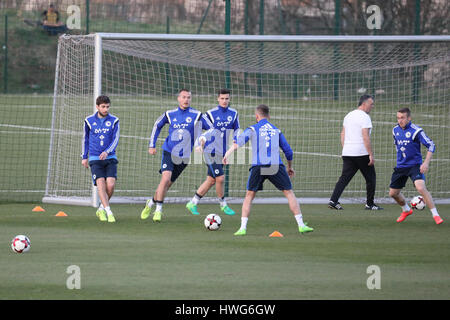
xmin=32 ymin=206 xmax=45 ymax=212
xmin=269 ymin=231 xmax=284 ymax=237
xmin=55 ymin=211 xmax=68 ymax=217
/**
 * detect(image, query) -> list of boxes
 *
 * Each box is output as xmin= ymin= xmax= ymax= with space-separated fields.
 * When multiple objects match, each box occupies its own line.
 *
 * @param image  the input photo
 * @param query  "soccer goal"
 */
xmin=43 ymin=33 xmax=450 ymax=206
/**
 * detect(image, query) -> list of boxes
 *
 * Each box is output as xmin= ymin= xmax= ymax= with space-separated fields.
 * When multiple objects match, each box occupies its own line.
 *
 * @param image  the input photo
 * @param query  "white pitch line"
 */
xmin=0 ymin=130 xmax=50 ymax=135
xmin=0 ymin=105 xmax=52 ymax=109
xmin=1 ymin=124 xmax=449 ymax=162
xmin=293 ymin=151 xmax=341 ymax=159
xmin=240 ymin=114 xmax=450 ymax=129
xmin=0 ymin=123 xmax=153 ymax=141
xmin=0 ymin=124 xmax=53 ymax=132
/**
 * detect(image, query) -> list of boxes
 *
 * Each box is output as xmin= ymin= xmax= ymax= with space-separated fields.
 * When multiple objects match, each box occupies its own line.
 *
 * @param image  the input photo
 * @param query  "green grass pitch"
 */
xmin=0 ymin=94 xmax=449 ymax=301
xmin=1 ymin=203 xmax=448 ymax=300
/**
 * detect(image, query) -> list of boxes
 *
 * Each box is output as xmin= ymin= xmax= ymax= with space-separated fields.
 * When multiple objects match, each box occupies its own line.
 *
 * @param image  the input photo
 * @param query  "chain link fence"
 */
xmin=1 ymin=0 xmax=449 ymax=93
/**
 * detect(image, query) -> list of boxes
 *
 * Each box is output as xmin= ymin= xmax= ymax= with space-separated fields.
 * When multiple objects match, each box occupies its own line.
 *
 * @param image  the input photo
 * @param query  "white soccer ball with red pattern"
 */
xmin=411 ymin=196 xmax=425 ymax=210
xmin=11 ymin=235 xmax=31 ymax=253
xmin=204 ymin=214 xmax=222 ymax=231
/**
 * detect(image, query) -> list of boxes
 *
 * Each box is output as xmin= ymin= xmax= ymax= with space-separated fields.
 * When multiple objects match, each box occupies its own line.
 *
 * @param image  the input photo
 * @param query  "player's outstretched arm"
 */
xmin=224 ymin=127 xmax=252 ymax=164
xmin=148 ymin=147 xmax=157 ymax=155
xmin=223 ymin=143 xmax=239 ymax=165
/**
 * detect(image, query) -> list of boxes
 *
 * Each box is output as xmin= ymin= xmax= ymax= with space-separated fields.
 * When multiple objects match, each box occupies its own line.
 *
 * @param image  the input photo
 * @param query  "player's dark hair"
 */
xmin=256 ymin=104 xmax=270 ymax=117
xmin=218 ymin=88 xmax=231 ymax=96
xmin=358 ymin=94 xmax=374 ymax=106
xmin=96 ymin=95 xmax=110 ymax=106
xmin=178 ymin=88 xmax=190 ymax=95
xmin=398 ymin=107 xmax=411 ymax=117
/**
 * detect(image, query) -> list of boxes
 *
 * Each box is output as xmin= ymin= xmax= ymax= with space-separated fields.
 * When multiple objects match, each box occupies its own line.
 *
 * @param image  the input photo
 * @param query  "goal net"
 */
xmin=43 ymin=33 xmax=450 ymax=206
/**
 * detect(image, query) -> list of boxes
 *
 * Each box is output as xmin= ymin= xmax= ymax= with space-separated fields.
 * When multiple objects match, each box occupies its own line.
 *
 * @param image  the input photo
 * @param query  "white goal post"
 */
xmin=43 ymin=33 xmax=450 ymax=207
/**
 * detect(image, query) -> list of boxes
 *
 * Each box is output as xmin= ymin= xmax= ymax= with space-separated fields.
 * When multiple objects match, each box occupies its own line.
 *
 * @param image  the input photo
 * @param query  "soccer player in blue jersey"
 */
xmin=223 ymin=104 xmax=314 ymax=235
xmin=140 ymin=89 xmax=213 ymax=222
xmin=186 ymin=89 xmax=239 ymax=216
xmin=389 ymin=108 xmax=443 ymax=225
xmin=81 ymin=95 xmax=120 ymax=223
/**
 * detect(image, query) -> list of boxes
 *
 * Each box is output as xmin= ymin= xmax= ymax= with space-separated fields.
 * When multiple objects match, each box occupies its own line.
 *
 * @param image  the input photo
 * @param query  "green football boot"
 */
xmin=107 ymin=213 xmax=116 ymax=223
xmin=140 ymin=199 xmax=153 ymax=220
xmin=153 ymin=210 xmax=162 ymax=222
xmin=186 ymin=201 xmax=200 ymax=215
xmin=96 ymin=208 xmax=107 ymax=222
xmin=220 ymin=205 xmax=235 ymax=216
xmin=234 ymin=228 xmax=247 ymax=236
xmin=299 ymin=224 xmax=314 ymax=234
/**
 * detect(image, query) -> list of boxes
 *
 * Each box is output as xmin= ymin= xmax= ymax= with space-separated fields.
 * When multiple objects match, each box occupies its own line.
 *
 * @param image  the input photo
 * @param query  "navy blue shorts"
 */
xmin=246 ymin=164 xmax=292 ymax=192
xmin=389 ymin=164 xmax=425 ymax=189
xmin=159 ymin=150 xmax=189 ymax=183
xmin=204 ymin=153 xmax=224 ymax=178
xmin=89 ymin=158 xmax=118 ymax=186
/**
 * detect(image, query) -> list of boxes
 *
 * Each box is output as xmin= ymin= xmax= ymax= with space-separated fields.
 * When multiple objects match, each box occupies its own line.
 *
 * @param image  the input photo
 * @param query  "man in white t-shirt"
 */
xmin=328 ymin=95 xmax=383 ymax=211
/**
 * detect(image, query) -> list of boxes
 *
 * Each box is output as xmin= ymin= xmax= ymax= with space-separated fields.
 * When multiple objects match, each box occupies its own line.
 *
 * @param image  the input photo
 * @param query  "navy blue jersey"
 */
xmin=235 ymin=118 xmax=293 ymax=166
xmin=149 ymin=106 xmax=212 ymax=158
xmin=392 ymin=121 xmax=435 ymax=168
xmin=200 ymin=105 xmax=240 ymax=156
xmin=82 ymin=112 xmax=120 ymax=161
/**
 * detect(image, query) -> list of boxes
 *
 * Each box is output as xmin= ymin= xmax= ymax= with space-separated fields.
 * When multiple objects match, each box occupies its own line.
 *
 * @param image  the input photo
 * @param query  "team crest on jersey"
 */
xmin=405 ymin=132 xmax=411 ymax=138
xmin=105 ymin=121 xmax=111 ymax=127
xmin=186 ymin=117 xmax=192 ymax=123
xmin=227 ymin=116 xmax=233 ymax=121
